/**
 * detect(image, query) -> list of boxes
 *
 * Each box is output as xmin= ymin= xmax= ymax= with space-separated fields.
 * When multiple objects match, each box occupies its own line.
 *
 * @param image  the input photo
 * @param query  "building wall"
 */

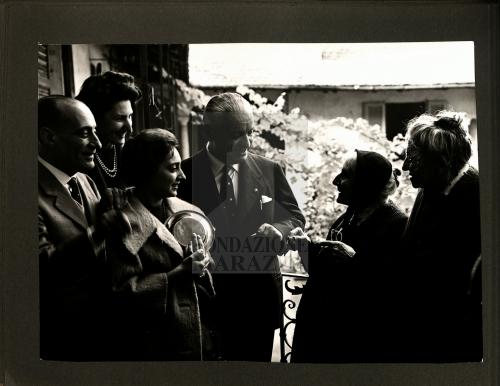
xmin=200 ymin=86 xmax=476 ymax=120
xmin=287 ymin=87 xmax=476 ymax=121
xmin=71 ymin=45 xmax=91 ymax=94
xmin=72 ymin=44 xmax=110 ymax=94
xmin=288 ymin=87 xmax=479 ymax=166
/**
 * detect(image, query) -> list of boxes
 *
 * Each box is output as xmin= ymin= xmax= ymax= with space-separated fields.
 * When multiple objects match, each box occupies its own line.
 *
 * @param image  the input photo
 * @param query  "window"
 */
xmin=385 ymin=102 xmax=427 ymax=140
xmin=363 ymin=102 xmax=385 ymax=129
xmin=363 ymin=100 xmax=448 ymax=141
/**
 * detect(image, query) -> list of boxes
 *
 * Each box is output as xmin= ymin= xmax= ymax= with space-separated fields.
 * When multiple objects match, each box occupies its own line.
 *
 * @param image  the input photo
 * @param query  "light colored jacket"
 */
xmin=108 ymin=195 xmax=215 ymax=360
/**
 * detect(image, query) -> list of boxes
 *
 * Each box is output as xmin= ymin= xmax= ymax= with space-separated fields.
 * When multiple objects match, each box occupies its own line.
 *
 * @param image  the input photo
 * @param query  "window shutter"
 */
xmin=363 ymin=102 xmax=385 ymax=130
xmin=37 ymin=44 xmax=65 ymax=98
xmin=38 ymin=44 xmax=51 ymax=97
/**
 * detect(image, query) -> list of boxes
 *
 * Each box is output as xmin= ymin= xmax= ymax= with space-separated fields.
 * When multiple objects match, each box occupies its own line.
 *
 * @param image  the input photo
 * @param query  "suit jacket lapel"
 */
xmin=76 ymin=173 xmax=99 ymax=225
xmin=237 ymin=154 xmax=267 ymax=218
xmin=193 ymin=150 xmax=222 ymax=213
xmin=39 ymin=162 xmax=88 ymax=229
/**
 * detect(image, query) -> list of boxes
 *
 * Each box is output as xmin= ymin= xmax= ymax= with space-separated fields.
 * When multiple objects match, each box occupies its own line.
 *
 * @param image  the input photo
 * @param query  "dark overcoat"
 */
xmin=398 ymin=166 xmax=482 ymax=362
xmin=291 ymin=200 xmax=407 ymax=363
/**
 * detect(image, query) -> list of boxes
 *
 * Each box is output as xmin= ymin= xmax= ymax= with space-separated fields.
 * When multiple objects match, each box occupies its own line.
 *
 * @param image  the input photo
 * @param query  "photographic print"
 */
xmin=37 ymin=42 xmax=482 ymax=363
xmin=3 ymin=2 xmax=499 ymax=385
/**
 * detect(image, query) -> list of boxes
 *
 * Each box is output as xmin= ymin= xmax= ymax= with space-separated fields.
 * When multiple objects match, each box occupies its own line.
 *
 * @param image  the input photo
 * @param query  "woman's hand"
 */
xmin=167 ymin=234 xmax=211 ymax=279
xmin=185 ymin=233 xmax=212 ymax=277
xmin=317 ymin=240 xmax=356 ymax=259
xmin=287 ymin=227 xmax=311 ymax=253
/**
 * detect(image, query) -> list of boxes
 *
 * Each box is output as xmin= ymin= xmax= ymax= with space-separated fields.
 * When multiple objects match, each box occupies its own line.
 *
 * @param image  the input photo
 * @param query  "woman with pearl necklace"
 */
xmin=76 ymin=71 xmax=142 ymax=195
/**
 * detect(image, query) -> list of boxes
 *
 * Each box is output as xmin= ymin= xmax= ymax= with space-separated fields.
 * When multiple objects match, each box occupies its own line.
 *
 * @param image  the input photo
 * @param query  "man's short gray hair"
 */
xmin=202 ymin=93 xmax=253 ymax=137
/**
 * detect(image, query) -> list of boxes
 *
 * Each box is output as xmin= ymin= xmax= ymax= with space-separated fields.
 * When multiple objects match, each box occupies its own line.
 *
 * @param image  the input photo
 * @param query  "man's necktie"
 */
xmin=68 ymin=177 xmax=83 ymax=207
xmin=220 ymin=166 xmax=237 ymax=217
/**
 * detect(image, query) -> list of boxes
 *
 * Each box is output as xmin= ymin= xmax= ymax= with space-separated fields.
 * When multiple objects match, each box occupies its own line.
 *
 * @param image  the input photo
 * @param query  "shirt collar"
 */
xmin=443 ymin=163 xmax=470 ymax=196
xmin=38 ymin=156 xmax=75 ymax=187
xmin=206 ymin=142 xmax=239 ymax=176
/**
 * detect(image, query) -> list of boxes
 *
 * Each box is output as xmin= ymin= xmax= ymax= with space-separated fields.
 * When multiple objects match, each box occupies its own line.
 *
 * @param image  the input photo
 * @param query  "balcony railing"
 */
xmin=279 ymin=272 xmax=308 ymax=363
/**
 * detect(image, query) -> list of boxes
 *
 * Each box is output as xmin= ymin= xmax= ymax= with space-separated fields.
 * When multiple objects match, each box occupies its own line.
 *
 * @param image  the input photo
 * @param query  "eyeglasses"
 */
xmin=329 ymin=226 xmax=343 ymax=242
xmin=404 ymin=147 xmax=422 ymax=166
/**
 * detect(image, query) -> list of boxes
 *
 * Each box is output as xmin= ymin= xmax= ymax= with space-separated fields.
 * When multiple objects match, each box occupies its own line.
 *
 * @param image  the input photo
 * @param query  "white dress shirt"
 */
xmin=443 ymin=163 xmax=470 ymax=196
xmin=206 ymin=143 xmax=240 ymax=202
xmin=38 ymin=156 xmax=79 ymax=203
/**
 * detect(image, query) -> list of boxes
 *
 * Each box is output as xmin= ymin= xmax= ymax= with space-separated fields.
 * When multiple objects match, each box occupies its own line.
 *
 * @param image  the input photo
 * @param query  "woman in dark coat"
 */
xmin=289 ymin=150 xmax=407 ymax=363
xmin=398 ymin=111 xmax=482 ymax=362
xmin=106 ymin=129 xmax=218 ymax=360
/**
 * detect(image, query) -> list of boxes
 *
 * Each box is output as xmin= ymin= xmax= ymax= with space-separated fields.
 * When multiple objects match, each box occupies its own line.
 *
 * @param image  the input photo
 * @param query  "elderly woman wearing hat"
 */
xmin=289 ymin=150 xmax=407 ymax=363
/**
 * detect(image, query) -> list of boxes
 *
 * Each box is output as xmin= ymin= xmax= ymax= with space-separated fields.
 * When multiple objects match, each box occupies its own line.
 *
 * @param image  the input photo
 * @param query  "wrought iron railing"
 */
xmin=279 ymin=272 xmax=308 ymax=363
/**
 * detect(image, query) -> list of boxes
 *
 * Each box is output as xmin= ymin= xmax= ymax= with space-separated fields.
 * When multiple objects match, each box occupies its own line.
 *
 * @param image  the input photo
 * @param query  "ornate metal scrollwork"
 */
xmin=285 ymin=278 xmax=306 ymax=295
xmin=280 ymin=274 xmax=308 ymax=363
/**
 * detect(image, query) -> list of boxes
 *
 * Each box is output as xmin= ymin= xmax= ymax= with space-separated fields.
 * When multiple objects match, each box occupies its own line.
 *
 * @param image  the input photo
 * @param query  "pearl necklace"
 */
xmin=95 ymin=145 xmax=118 ymax=178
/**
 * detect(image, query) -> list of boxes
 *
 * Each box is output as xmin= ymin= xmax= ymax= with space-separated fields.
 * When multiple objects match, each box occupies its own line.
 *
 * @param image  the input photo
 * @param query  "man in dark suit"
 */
xmin=178 ymin=92 xmax=305 ymax=361
xmin=38 ymin=96 xmax=130 ymax=360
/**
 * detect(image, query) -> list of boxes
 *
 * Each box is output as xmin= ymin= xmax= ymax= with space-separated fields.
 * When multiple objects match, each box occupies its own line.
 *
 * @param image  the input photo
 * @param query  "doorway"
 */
xmin=385 ymin=102 xmax=426 ymax=140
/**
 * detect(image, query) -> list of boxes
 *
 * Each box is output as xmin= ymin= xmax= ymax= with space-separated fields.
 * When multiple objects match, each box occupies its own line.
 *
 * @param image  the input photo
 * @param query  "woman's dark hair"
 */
xmin=120 ymin=129 xmax=178 ymax=187
xmin=75 ymin=71 xmax=142 ymax=120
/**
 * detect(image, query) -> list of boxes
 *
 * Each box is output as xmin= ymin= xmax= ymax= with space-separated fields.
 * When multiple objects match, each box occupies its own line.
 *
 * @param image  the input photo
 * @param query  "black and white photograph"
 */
xmin=37 ymin=42 xmax=482 ymax=363
xmin=3 ymin=2 xmax=500 ymax=385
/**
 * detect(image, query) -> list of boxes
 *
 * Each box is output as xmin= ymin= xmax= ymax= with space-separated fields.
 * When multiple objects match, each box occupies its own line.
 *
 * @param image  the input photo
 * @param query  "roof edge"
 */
xmin=191 ymin=83 xmax=475 ymax=91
